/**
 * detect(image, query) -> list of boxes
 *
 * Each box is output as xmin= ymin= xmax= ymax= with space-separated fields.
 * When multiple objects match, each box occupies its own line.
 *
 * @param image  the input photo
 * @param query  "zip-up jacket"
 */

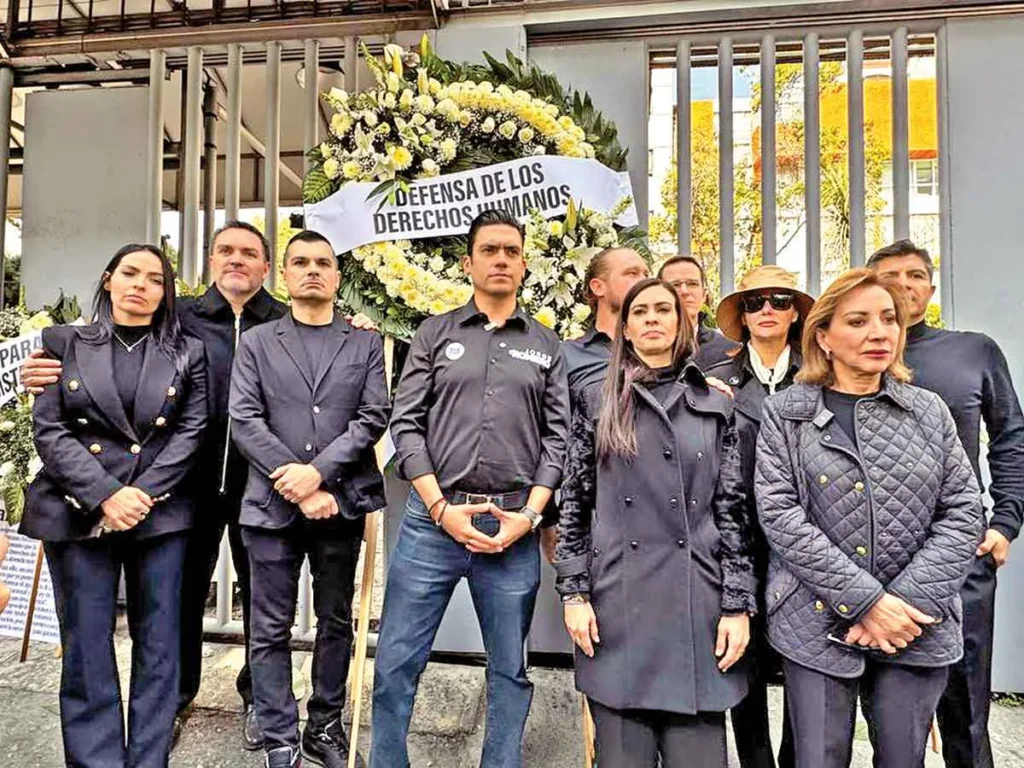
xmin=178 ymin=286 xmax=288 ymax=508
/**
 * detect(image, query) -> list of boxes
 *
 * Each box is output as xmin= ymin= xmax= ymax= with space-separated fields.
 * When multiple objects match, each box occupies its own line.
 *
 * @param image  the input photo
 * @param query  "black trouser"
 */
xmin=243 ymin=516 xmax=364 ymax=751
xmin=178 ymin=508 xmax=252 ymax=712
xmin=783 ymin=658 xmax=948 ymax=768
xmin=730 ymin=622 xmax=794 ymax=768
xmin=46 ymin=532 xmax=186 ymax=768
xmin=589 ymin=699 xmax=727 ymax=768
xmin=936 ymin=555 xmax=997 ymax=768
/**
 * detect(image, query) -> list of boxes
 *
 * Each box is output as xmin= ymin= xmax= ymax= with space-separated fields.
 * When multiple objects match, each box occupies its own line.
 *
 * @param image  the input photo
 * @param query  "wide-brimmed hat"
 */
xmin=715 ymin=265 xmax=815 ymax=342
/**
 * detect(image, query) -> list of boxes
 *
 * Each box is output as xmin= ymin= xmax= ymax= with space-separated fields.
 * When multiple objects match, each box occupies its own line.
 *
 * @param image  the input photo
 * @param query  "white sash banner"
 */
xmin=0 ymin=331 xmax=43 ymax=408
xmin=304 ymin=155 xmax=639 ymax=256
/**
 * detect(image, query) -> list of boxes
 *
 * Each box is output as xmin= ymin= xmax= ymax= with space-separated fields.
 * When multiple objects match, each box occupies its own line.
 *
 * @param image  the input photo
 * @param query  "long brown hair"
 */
xmin=596 ymin=278 xmax=694 ymax=460
xmin=796 ymin=268 xmax=912 ymax=385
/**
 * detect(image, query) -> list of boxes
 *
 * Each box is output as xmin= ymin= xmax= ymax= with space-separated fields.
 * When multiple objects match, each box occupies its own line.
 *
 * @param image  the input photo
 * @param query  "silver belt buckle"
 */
xmin=464 ymin=492 xmax=492 ymax=505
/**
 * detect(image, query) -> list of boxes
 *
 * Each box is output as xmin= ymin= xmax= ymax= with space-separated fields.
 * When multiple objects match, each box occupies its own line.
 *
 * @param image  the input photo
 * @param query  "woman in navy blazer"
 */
xmin=21 ymin=243 xmax=207 ymax=768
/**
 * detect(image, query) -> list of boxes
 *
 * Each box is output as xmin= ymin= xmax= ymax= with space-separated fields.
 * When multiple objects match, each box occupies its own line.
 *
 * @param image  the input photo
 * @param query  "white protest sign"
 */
xmin=0 ymin=331 xmax=43 ymax=407
xmin=0 ymin=527 xmax=59 ymax=645
xmin=304 ymin=155 xmax=638 ymax=256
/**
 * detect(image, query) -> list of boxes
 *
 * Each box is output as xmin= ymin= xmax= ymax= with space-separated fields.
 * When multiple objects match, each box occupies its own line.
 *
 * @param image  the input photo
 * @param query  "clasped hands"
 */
xmin=269 ymin=463 xmax=337 ymax=520
xmin=843 ymin=593 xmax=938 ymax=655
xmin=431 ymin=500 xmax=533 ymax=554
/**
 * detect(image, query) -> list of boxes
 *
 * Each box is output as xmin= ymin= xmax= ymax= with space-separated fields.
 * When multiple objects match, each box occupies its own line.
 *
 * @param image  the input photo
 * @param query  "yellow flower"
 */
xmin=558 ymin=115 xmax=575 ymax=131
xmin=399 ymin=89 xmax=415 ymax=110
xmin=428 ymin=299 xmax=446 ymax=315
xmin=383 ymin=92 xmax=397 ymax=109
xmin=534 ymin=307 xmax=557 ymax=329
xmin=391 ymin=145 xmax=413 ymax=170
xmin=458 ymin=111 xmax=473 ymax=128
xmin=322 ymin=158 xmax=340 ymax=179
xmin=331 ymin=112 xmax=353 ymax=136
xmin=415 ymin=94 xmax=435 ymax=114
xmin=518 ymin=127 xmax=535 ymax=144
xmin=439 ymin=138 xmax=457 ymax=162
xmin=417 ymin=68 xmax=430 ymax=95
xmin=548 ymin=221 xmax=563 ymax=238
xmin=478 ymin=81 xmax=494 ymax=93
xmin=545 ymin=103 xmax=560 ymax=118
xmin=342 ymin=161 xmax=361 ymax=179
xmin=319 ymin=142 xmax=332 ymax=159
xmin=429 ymin=78 xmax=442 ymax=95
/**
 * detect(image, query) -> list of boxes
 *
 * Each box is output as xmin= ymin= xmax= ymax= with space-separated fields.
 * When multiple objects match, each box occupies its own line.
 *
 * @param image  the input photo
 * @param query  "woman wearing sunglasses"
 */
xmin=554 ymin=278 xmax=757 ymax=767
xmin=705 ymin=266 xmax=814 ymax=768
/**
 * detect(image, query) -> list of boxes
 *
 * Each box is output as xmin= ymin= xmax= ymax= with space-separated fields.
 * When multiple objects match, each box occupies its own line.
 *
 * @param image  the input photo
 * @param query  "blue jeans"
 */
xmin=370 ymin=490 xmax=541 ymax=768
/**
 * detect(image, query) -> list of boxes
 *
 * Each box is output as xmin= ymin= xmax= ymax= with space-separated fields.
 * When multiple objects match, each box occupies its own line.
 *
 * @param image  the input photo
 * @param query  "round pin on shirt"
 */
xmin=445 ymin=342 xmax=465 ymax=361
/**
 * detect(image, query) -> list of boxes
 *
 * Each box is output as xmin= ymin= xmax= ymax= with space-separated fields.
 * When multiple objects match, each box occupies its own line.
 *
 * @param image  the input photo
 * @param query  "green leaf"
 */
xmin=2 ymin=483 xmax=24 ymax=526
xmin=303 ymin=166 xmax=335 ymax=205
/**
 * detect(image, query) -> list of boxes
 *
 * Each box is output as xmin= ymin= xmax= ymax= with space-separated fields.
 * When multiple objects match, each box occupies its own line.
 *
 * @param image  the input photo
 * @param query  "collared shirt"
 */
xmin=904 ymin=321 xmax=1024 ymax=541
xmin=562 ymin=324 xmax=613 ymax=407
xmin=390 ymin=298 xmax=570 ymax=494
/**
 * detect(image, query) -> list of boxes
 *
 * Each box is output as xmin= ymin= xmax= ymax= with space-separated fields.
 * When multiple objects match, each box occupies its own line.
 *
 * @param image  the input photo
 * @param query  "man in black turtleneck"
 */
xmin=869 ymin=240 xmax=1024 ymax=768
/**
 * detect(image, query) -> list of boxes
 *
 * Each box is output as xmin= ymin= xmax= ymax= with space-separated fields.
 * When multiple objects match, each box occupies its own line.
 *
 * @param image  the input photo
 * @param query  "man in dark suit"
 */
xmin=229 ymin=230 xmax=391 ymax=768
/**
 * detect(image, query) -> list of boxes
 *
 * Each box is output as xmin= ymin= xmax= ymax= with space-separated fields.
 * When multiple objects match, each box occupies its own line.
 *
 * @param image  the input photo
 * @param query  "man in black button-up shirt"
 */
xmin=659 ymin=255 xmax=740 ymax=369
xmin=371 ymin=209 xmax=570 ymax=768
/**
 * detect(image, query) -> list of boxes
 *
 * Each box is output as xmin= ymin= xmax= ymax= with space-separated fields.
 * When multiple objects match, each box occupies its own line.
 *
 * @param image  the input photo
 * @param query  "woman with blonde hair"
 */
xmin=754 ymin=268 xmax=983 ymax=768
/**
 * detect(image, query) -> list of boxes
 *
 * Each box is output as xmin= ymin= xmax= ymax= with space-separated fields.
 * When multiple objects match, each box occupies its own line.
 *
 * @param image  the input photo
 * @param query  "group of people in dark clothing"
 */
xmin=15 ymin=208 xmax=1024 ymax=768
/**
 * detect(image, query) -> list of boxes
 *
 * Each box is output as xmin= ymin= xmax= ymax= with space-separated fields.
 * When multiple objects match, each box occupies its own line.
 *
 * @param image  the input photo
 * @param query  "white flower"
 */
xmin=596 ymin=232 xmax=616 ymax=247
xmin=383 ymin=92 xmax=397 ymax=109
xmin=429 ymin=256 xmax=445 ymax=272
xmin=0 ymin=461 xmax=14 ymax=478
xmin=386 ymin=72 xmax=401 ymax=93
xmin=410 ymin=113 xmax=427 ymax=127
xmin=363 ymin=111 xmax=379 ymax=128
xmin=25 ymin=455 xmax=42 ymax=485
xmin=518 ymin=127 xmax=535 ymax=144
xmin=399 ymin=89 xmax=415 ymax=110
xmin=330 ymin=112 xmax=353 ymax=136
xmin=0 ymin=420 xmax=15 ymax=432
xmin=498 ymin=120 xmax=517 ymax=140
xmin=439 ymin=138 xmax=457 ymax=162
xmin=319 ymin=142 xmax=332 ymax=159
xmin=322 ymin=158 xmax=340 ymax=179
xmin=521 ymin=287 xmax=535 ymax=304
xmin=328 ymin=87 xmax=349 ymax=104
xmin=420 ymin=158 xmax=439 ymax=177
xmin=532 ymin=145 xmax=547 ymax=156
xmin=572 ymin=304 xmax=592 ymax=324
xmin=481 ymin=116 xmax=496 ymax=134
xmin=415 ymin=94 xmax=435 ymax=114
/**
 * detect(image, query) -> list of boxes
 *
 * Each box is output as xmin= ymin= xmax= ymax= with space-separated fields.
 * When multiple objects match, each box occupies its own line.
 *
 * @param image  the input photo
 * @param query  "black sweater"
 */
xmin=904 ymin=321 xmax=1024 ymax=541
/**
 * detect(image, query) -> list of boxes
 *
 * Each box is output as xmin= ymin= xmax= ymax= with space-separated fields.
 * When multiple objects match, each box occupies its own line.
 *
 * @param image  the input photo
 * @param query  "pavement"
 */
xmin=2 ymin=626 xmax=1024 ymax=767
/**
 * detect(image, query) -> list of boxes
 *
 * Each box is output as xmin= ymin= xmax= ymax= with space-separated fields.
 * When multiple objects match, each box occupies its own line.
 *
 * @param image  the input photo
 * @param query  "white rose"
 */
xmin=421 ymin=158 xmax=440 ymax=177
xmin=429 ymin=256 xmax=445 ymax=273
xmin=481 ymin=116 xmax=496 ymax=134
xmin=521 ymin=288 xmax=535 ymax=304
xmin=0 ymin=420 xmax=15 ymax=431
xmin=0 ymin=461 xmax=14 ymax=478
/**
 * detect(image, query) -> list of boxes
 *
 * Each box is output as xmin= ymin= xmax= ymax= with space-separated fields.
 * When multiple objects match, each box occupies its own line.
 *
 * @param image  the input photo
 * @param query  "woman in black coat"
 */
xmin=21 ymin=244 xmax=207 ymax=768
xmin=554 ymin=277 xmax=757 ymax=768
xmin=705 ymin=265 xmax=814 ymax=768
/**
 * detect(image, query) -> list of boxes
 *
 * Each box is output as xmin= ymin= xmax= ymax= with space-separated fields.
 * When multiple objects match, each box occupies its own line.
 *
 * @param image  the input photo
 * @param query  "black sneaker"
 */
xmin=265 ymin=745 xmax=302 ymax=768
xmin=301 ymin=719 xmax=365 ymax=768
xmin=243 ymin=704 xmax=266 ymax=751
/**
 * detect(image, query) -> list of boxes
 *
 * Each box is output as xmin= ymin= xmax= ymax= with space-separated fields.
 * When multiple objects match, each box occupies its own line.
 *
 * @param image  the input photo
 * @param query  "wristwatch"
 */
xmin=520 ymin=505 xmax=543 ymax=530
xmin=562 ymin=593 xmax=589 ymax=604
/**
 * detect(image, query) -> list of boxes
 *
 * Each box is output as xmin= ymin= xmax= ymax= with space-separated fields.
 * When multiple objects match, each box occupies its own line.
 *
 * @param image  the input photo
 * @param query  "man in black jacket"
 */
xmin=869 ymin=240 xmax=1024 ymax=768
xmin=20 ymin=220 xmax=289 ymax=749
xmin=658 ymin=255 xmax=740 ymax=369
xmin=230 ymin=230 xmax=390 ymax=768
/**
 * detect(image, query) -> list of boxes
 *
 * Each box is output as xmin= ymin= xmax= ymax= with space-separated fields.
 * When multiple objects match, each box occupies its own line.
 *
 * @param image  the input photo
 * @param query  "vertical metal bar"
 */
xmin=26 ymin=0 xmax=32 ymax=32
xmin=119 ymin=0 xmax=125 ymax=30
xmin=0 ymin=66 xmax=12 ymax=311
xmin=804 ymin=33 xmax=822 ymax=296
xmin=215 ymin=530 xmax=231 ymax=626
xmin=265 ymin=41 xmax=282 ymax=288
xmin=297 ymin=559 xmax=312 ymax=636
xmin=760 ymin=34 xmax=777 ymax=266
xmin=304 ymin=39 xmax=320 ymax=175
xmin=343 ymin=35 xmax=357 ymax=93
xmin=675 ymin=40 xmax=692 ymax=258
xmin=225 ymin=43 xmax=242 ymax=222
xmin=847 ymin=29 xmax=866 ymax=267
xmin=891 ymin=26 xmax=911 ymax=242
xmin=718 ymin=37 xmax=735 ymax=294
xmin=180 ymin=46 xmax=204 ymax=285
xmin=202 ymin=79 xmax=217 ymax=283
xmin=57 ymin=0 xmax=63 ymax=34
xmin=936 ymin=26 xmax=953 ymax=327
xmin=6 ymin=0 xmax=20 ymax=39
xmin=145 ymin=50 xmax=166 ymax=244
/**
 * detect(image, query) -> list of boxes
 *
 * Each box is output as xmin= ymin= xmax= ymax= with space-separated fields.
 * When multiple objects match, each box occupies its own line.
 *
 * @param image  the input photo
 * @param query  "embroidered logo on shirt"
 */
xmin=445 ymin=342 xmax=465 ymax=361
xmin=508 ymin=348 xmax=552 ymax=369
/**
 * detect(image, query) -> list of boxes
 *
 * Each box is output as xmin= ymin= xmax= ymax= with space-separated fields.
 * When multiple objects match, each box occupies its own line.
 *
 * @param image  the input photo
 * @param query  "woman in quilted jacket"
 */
xmin=755 ymin=268 xmax=984 ymax=768
xmin=554 ymin=278 xmax=758 ymax=768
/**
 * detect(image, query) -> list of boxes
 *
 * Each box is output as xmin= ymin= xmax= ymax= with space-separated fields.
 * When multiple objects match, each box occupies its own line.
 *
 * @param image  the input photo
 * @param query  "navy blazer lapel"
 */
xmin=276 ymin=315 xmax=314 ymax=391
xmin=75 ymin=335 xmax=138 ymax=442
xmin=312 ymin=315 xmax=351 ymax=395
xmin=133 ymin=344 xmax=179 ymax=438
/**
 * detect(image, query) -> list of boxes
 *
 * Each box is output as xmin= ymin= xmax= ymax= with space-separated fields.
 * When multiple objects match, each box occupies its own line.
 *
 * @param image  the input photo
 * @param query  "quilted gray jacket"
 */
xmin=754 ymin=377 xmax=984 ymax=677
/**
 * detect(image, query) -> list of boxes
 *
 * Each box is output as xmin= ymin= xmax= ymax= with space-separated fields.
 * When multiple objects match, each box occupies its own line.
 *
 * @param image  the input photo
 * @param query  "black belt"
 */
xmin=450 ymin=488 xmax=531 ymax=511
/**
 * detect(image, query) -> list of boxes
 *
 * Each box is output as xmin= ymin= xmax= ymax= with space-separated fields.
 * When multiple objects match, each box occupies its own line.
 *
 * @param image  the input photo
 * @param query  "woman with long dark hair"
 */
xmin=554 ymin=277 xmax=757 ymax=767
xmin=20 ymin=244 xmax=208 ymax=768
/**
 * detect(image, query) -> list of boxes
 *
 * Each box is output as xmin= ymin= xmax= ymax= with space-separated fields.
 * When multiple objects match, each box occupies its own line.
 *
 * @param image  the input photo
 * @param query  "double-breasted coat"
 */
xmin=554 ymin=363 xmax=758 ymax=715
xmin=22 ymin=325 xmax=208 ymax=542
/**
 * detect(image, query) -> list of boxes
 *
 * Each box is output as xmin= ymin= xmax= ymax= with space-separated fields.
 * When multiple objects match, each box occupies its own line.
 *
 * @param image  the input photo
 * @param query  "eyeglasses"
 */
xmin=739 ymin=292 xmax=796 ymax=314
